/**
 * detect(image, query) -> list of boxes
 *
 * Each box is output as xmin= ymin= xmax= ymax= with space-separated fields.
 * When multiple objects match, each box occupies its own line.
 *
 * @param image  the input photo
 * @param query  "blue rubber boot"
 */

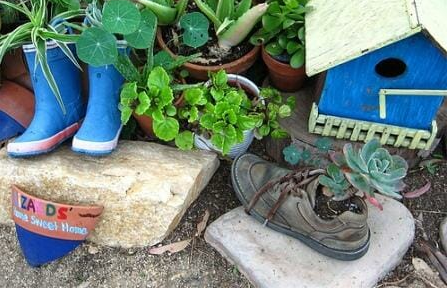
xmin=72 ymin=42 xmax=128 ymax=156
xmin=7 ymin=41 xmax=84 ymax=157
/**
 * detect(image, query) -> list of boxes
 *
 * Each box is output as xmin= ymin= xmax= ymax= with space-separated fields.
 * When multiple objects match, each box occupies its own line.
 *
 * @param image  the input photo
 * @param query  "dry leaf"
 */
xmin=404 ymin=182 xmax=431 ymax=199
xmin=148 ymin=239 xmax=191 ymax=255
xmin=196 ymin=209 xmax=210 ymax=237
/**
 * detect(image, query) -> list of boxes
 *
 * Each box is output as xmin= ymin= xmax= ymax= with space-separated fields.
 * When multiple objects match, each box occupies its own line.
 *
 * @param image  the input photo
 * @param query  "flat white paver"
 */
xmin=205 ymin=195 xmax=414 ymax=287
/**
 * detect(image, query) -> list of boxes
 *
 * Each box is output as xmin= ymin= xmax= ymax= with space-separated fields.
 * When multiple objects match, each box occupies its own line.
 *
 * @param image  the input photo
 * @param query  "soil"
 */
xmin=161 ymin=4 xmax=255 ymax=66
xmin=314 ymin=191 xmax=362 ymax=220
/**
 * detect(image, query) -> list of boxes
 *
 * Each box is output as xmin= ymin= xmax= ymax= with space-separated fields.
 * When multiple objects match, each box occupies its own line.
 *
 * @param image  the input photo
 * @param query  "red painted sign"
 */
xmin=11 ymin=185 xmax=103 ymax=241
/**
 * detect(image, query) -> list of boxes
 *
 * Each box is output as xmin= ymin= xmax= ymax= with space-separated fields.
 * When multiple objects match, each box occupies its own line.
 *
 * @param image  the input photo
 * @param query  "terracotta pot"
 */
xmin=262 ymin=45 xmax=306 ymax=92
xmin=0 ymin=80 xmax=35 ymax=128
xmin=133 ymin=84 xmax=186 ymax=137
xmin=156 ymin=28 xmax=260 ymax=80
xmin=2 ymin=48 xmax=33 ymax=91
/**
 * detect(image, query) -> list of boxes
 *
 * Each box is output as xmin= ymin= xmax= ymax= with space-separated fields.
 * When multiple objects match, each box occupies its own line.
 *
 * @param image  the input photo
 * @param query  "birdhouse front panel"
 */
xmin=317 ymin=33 xmax=447 ymax=130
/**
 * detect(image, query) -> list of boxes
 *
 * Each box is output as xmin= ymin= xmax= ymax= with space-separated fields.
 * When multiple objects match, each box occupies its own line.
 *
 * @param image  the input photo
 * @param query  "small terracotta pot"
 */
xmin=2 ymin=48 xmax=33 ymax=91
xmin=133 ymin=83 xmax=186 ymax=137
xmin=0 ymin=80 xmax=35 ymax=128
xmin=156 ymin=29 xmax=260 ymax=80
xmin=262 ymin=45 xmax=306 ymax=92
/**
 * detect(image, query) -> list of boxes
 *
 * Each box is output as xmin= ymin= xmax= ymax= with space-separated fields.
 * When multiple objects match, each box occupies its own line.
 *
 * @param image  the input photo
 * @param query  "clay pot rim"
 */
xmin=261 ymin=45 xmax=305 ymax=73
xmin=156 ymin=28 xmax=260 ymax=71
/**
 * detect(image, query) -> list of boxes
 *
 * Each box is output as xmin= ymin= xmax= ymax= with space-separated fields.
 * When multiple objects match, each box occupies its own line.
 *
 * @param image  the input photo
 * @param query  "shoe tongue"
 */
xmin=250 ymin=161 xmax=291 ymax=190
xmin=305 ymin=178 xmax=320 ymax=208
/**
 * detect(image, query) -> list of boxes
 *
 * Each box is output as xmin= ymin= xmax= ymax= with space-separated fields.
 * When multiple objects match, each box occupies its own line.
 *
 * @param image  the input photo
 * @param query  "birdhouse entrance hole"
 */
xmin=375 ymin=58 xmax=407 ymax=78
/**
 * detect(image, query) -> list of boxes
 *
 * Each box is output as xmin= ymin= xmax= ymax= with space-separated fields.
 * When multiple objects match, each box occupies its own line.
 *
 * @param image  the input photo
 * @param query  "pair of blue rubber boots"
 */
xmin=7 ymin=42 xmax=126 ymax=157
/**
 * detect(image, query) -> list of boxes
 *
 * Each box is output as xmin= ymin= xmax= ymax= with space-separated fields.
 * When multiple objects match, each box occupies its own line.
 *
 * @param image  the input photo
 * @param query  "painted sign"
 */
xmin=11 ymin=185 xmax=103 ymax=241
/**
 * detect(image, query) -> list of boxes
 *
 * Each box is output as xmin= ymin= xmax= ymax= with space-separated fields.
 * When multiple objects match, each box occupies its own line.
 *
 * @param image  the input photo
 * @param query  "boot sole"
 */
xmin=7 ymin=122 xmax=80 ymax=157
xmin=231 ymin=156 xmax=370 ymax=261
xmin=71 ymin=126 xmax=122 ymax=156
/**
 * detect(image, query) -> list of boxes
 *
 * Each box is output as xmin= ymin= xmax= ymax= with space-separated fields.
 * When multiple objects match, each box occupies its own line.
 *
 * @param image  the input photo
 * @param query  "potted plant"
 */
xmin=250 ymin=0 xmax=310 ymax=92
xmin=152 ymin=0 xmax=268 ymax=80
xmin=179 ymin=70 xmax=295 ymax=158
xmin=232 ymin=139 xmax=408 ymax=260
xmin=0 ymin=0 xmax=88 ymax=157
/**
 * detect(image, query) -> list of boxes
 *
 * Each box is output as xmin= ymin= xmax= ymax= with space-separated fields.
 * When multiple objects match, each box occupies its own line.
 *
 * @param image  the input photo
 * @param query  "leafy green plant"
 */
xmin=177 ymin=0 xmax=268 ymax=49
xmin=178 ymin=70 xmax=294 ymax=155
xmin=75 ymin=0 xmax=157 ymax=67
xmin=135 ymin=0 xmax=188 ymax=25
xmin=119 ymin=49 xmax=201 ymax=149
xmin=318 ymin=139 xmax=408 ymax=205
xmin=250 ymin=0 xmax=310 ymax=68
xmin=0 ymin=0 xmax=84 ymax=112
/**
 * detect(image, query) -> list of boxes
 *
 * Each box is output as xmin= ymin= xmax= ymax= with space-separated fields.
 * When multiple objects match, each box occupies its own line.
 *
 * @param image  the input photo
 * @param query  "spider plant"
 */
xmin=0 ymin=0 xmax=85 ymax=113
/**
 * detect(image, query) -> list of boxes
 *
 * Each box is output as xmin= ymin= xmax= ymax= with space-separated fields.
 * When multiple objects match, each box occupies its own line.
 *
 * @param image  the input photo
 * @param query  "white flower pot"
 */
xmin=194 ymin=74 xmax=260 ymax=158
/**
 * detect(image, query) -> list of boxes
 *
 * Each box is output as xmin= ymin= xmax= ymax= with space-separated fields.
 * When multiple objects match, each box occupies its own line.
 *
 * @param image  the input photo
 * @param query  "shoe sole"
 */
xmin=231 ymin=156 xmax=370 ymax=261
xmin=71 ymin=126 xmax=122 ymax=156
xmin=7 ymin=122 xmax=80 ymax=158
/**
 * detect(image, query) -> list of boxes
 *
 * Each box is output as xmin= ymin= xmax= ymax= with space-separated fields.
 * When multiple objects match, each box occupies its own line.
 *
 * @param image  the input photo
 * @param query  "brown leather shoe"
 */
xmin=231 ymin=153 xmax=370 ymax=260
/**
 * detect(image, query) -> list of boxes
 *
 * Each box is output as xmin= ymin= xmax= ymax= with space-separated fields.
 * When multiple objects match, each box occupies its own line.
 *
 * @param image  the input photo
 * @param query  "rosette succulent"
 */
xmin=319 ymin=139 xmax=408 ymax=202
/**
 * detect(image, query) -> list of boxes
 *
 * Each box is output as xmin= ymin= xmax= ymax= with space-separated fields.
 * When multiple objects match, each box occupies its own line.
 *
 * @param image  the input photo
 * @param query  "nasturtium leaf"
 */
xmin=124 ymin=9 xmax=157 ymax=49
xmin=154 ymin=50 xmax=174 ymax=68
xmin=179 ymin=12 xmax=209 ymax=49
xmin=76 ymin=27 xmax=118 ymax=66
xmin=102 ymin=0 xmax=141 ymax=34
xmin=153 ymin=117 xmax=179 ymax=141
xmin=175 ymin=131 xmax=194 ymax=150
xmin=290 ymin=49 xmax=304 ymax=68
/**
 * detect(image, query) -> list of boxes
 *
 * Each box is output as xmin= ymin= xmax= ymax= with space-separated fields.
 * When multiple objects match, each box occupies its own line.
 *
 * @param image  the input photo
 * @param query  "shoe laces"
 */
xmin=245 ymin=168 xmax=325 ymax=225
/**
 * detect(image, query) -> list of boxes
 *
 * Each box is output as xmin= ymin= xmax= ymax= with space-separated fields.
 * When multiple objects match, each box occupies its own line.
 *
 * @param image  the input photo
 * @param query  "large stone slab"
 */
xmin=0 ymin=141 xmax=219 ymax=248
xmin=205 ymin=195 xmax=414 ymax=287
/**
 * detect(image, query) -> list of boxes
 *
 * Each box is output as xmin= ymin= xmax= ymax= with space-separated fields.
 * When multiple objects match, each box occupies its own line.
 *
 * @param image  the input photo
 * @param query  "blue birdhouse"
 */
xmin=305 ymin=0 xmax=447 ymax=150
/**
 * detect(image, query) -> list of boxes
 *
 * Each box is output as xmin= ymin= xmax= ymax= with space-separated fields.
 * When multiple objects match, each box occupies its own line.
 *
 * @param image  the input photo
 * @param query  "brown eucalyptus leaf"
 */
xmin=404 ymin=182 xmax=431 ymax=199
xmin=196 ymin=209 xmax=210 ymax=237
xmin=148 ymin=239 xmax=191 ymax=255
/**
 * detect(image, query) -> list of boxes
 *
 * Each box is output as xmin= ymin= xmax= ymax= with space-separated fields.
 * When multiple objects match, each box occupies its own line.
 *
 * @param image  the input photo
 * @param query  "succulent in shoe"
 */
xmin=231 ymin=154 xmax=370 ymax=261
xmin=319 ymin=139 xmax=408 ymax=205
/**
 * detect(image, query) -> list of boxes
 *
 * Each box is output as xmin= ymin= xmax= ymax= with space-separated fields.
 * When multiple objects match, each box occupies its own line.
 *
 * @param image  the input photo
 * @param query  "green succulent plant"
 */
xmin=135 ymin=0 xmax=188 ymax=25
xmin=318 ymin=139 xmax=409 ymax=203
xmin=250 ymin=0 xmax=311 ymax=68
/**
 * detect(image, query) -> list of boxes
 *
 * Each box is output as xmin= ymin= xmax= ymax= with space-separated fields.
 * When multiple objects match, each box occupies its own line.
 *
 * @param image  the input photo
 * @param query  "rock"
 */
xmin=205 ymin=195 xmax=415 ymax=287
xmin=412 ymin=257 xmax=445 ymax=287
xmin=441 ymin=217 xmax=447 ymax=252
xmin=0 ymin=141 xmax=219 ymax=248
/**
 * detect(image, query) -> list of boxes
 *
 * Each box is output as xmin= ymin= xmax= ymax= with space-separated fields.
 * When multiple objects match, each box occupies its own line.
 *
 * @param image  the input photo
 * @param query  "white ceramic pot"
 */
xmin=194 ymin=74 xmax=260 ymax=159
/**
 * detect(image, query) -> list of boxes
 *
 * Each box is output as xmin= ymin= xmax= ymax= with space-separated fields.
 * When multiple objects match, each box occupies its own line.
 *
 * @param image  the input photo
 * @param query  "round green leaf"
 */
xmin=175 ymin=131 xmax=194 ymax=150
xmin=265 ymin=42 xmax=283 ymax=56
xmin=153 ymin=117 xmax=179 ymax=141
xmin=290 ymin=49 xmax=304 ymax=68
xmin=179 ymin=12 xmax=209 ymax=49
xmin=76 ymin=27 xmax=118 ymax=66
xmin=102 ymin=0 xmax=141 ymax=35
xmin=124 ymin=9 xmax=157 ymax=49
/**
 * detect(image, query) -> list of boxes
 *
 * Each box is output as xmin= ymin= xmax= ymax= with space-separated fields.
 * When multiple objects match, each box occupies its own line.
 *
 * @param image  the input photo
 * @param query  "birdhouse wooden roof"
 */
xmin=305 ymin=0 xmax=447 ymax=76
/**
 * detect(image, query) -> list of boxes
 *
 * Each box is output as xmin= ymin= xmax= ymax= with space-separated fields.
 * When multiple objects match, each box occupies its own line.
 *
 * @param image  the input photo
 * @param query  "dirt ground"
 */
xmin=0 ymin=141 xmax=446 ymax=287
